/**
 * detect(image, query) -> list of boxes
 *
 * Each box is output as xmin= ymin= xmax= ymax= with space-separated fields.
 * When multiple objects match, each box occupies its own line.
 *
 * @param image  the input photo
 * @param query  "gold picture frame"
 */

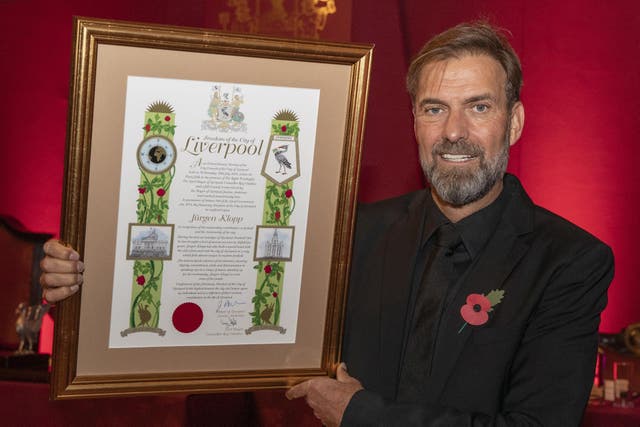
xmin=51 ymin=17 xmax=372 ymax=399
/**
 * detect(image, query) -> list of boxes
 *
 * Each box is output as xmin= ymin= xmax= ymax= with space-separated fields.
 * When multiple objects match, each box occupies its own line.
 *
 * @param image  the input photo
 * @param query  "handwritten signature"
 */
xmin=220 ymin=317 xmax=238 ymax=327
xmin=216 ymin=299 xmax=246 ymax=313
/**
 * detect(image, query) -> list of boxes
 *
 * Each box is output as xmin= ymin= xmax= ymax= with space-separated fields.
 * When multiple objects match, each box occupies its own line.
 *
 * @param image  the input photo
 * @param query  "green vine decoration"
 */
xmin=143 ymin=113 xmax=176 ymax=136
xmin=249 ymin=111 xmax=300 ymax=329
xmin=125 ymin=105 xmax=175 ymax=334
xmin=129 ymin=259 xmax=163 ymax=328
xmin=271 ymin=121 xmax=299 ymax=136
xmin=250 ymin=261 xmax=285 ymax=326
xmin=136 ymin=167 xmax=175 ymax=224
xmin=263 ymin=181 xmax=295 ymax=225
xmin=263 ymin=118 xmax=297 ymax=224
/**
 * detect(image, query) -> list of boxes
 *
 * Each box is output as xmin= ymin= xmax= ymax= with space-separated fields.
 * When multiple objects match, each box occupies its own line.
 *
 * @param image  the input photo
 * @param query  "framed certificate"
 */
xmin=51 ymin=17 xmax=372 ymax=399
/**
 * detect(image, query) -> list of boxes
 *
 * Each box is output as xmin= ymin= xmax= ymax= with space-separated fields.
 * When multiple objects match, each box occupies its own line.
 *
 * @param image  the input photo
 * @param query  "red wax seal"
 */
xmin=172 ymin=302 xmax=203 ymax=333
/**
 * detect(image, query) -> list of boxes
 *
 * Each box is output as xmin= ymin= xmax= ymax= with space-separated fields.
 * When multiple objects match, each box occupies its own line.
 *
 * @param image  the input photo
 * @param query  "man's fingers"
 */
xmin=288 ymin=375 xmax=359 ymax=427
xmin=43 ymin=238 xmax=80 ymax=261
xmin=41 ymin=238 xmax=83 ymax=274
xmin=40 ymin=255 xmax=84 ymax=274
xmin=43 ymin=284 xmax=80 ymax=303
xmin=286 ymin=380 xmax=310 ymax=400
xmin=39 ymin=239 xmax=84 ymax=303
xmin=40 ymin=272 xmax=84 ymax=288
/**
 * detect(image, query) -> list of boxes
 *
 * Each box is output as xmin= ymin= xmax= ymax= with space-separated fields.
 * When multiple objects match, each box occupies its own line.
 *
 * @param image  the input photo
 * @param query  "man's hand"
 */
xmin=39 ymin=239 xmax=84 ymax=303
xmin=286 ymin=363 xmax=363 ymax=427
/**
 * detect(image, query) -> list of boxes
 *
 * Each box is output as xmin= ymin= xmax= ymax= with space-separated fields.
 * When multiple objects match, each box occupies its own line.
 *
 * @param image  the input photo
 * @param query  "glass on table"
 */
xmin=613 ymin=361 xmax=634 ymax=408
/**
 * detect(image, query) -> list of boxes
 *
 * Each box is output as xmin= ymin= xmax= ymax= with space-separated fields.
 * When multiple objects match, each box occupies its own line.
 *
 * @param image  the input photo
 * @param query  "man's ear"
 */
xmin=508 ymin=102 xmax=525 ymax=146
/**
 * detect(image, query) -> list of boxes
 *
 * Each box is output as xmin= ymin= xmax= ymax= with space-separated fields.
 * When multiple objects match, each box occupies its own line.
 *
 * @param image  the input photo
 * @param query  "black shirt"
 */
xmin=397 ymin=184 xmax=510 ymax=401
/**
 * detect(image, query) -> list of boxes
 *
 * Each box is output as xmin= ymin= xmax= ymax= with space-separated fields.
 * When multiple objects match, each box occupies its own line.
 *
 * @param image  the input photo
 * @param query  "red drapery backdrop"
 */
xmin=0 ymin=0 xmax=637 ymax=354
xmin=351 ymin=0 xmax=640 ymax=335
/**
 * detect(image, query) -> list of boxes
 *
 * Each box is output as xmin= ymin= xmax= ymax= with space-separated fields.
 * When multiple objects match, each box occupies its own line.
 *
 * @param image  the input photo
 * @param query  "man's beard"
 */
xmin=421 ymin=133 xmax=510 ymax=207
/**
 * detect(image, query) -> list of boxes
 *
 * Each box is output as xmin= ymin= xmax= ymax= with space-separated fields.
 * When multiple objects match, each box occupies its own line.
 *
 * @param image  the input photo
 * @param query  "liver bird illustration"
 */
xmin=272 ymin=145 xmax=292 ymax=174
xmin=261 ymin=303 xmax=274 ymax=324
xmin=138 ymin=304 xmax=151 ymax=327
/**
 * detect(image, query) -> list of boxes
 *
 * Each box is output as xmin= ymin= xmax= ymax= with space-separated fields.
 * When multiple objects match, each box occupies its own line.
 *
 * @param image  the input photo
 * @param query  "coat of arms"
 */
xmin=202 ymin=84 xmax=247 ymax=132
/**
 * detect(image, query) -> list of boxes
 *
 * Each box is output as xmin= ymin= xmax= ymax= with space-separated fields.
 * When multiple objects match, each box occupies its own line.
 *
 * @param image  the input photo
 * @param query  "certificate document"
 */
xmin=52 ymin=18 xmax=372 ymax=399
xmin=108 ymin=76 xmax=320 ymax=348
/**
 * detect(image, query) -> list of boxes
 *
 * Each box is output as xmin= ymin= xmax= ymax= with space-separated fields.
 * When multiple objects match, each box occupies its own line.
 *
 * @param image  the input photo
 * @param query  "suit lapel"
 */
xmin=378 ymin=191 xmax=428 ymax=398
xmin=424 ymin=179 xmax=534 ymax=402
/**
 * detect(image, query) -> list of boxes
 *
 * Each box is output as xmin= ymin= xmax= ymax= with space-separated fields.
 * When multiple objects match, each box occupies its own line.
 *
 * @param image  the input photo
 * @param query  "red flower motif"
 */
xmin=460 ymin=293 xmax=491 ymax=326
xmin=285 ymin=189 xmax=293 ymax=198
xmin=274 ymin=211 xmax=281 ymax=220
xmin=138 ymin=187 xmax=146 ymax=194
xmin=272 ymin=292 xmax=278 ymax=298
xmin=280 ymin=125 xmax=287 ymax=132
xmin=136 ymin=275 xmax=146 ymax=286
xmin=264 ymin=265 xmax=272 ymax=274
xmin=164 ymin=115 xmax=171 ymax=122
xmin=144 ymin=124 xmax=151 ymax=132
xmin=157 ymin=188 xmax=166 ymax=197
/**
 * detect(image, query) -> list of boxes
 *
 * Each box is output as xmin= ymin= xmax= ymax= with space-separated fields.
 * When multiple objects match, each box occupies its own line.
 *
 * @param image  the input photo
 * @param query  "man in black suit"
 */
xmin=41 ymin=22 xmax=613 ymax=427
xmin=284 ymin=22 xmax=613 ymax=426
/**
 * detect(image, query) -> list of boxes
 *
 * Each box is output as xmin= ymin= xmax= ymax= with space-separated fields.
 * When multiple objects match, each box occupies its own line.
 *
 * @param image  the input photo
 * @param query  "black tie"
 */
xmin=397 ymin=223 xmax=464 ymax=402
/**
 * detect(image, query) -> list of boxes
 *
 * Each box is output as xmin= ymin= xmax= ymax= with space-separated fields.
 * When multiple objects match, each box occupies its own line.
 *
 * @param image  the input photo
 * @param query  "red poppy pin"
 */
xmin=458 ymin=289 xmax=505 ymax=333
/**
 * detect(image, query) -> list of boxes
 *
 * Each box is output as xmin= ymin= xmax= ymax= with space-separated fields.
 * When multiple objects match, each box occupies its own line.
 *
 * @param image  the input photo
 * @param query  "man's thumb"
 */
xmin=336 ymin=362 xmax=350 ymax=382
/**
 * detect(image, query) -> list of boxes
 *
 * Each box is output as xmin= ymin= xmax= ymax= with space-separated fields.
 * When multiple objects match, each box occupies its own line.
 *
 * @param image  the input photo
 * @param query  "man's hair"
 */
xmin=406 ymin=21 xmax=523 ymax=109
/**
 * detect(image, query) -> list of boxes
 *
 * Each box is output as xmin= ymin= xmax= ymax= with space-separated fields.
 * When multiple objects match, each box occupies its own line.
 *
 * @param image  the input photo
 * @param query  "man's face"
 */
xmin=413 ymin=54 xmax=523 ymax=207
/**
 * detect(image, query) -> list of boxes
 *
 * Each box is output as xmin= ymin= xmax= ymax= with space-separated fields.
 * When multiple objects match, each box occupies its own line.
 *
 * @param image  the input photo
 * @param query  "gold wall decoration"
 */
xmin=218 ymin=0 xmax=337 ymax=39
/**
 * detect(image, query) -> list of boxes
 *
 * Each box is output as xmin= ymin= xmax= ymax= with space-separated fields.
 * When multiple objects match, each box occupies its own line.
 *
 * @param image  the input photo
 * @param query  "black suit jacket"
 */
xmin=341 ymin=174 xmax=614 ymax=426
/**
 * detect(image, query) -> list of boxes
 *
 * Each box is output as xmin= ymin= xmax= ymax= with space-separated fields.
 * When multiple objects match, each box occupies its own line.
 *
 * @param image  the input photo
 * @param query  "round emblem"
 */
xmin=137 ymin=135 xmax=176 ymax=174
